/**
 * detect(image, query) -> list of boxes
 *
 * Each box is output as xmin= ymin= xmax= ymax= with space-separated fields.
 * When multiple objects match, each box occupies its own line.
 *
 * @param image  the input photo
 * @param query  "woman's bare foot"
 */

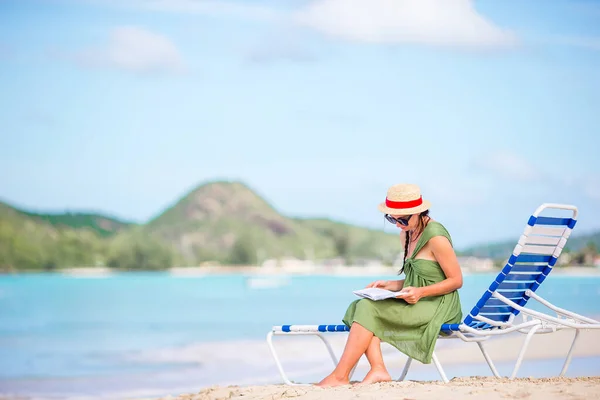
xmin=316 ymin=373 xmax=350 ymax=387
xmin=359 ymin=367 xmax=392 ymax=385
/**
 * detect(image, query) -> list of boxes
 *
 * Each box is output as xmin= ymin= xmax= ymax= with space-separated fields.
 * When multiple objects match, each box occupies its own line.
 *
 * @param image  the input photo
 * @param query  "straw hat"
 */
xmin=377 ymin=184 xmax=431 ymax=215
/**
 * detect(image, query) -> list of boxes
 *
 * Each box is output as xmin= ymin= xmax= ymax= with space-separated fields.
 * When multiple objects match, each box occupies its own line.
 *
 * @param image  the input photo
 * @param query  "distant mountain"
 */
xmin=460 ymin=230 xmax=600 ymax=260
xmin=144 ymin=181 xmax=400 ymax=264
xmin=0 ymin=181 xmax=401 ymax=270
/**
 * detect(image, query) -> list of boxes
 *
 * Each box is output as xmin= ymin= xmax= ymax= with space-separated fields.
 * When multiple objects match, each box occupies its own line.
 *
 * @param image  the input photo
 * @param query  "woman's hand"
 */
xmin=397 ymin=286 xmax=423 ymax=304
xmin=365 ymin=280 xmax=390 ymax=289
xmin=366 ymin=280 xmax=403 ymax=291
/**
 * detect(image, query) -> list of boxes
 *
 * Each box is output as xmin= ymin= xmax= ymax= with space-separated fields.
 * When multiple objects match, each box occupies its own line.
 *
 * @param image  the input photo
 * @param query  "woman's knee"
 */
xmin=355 ymin=299 xmax=373 ymax=313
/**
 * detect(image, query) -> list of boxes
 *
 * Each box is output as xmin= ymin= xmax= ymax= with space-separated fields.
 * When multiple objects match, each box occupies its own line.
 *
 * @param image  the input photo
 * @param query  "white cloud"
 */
xmin=98 ymin=0 xmax=280 ymax=21
xmin=95 ymin=0 xmax=516 ymax=50
xmin=473 ymin=150 xmax=541 ymax=182
xmin=292 ymin=0 xmax=517 ymax=48
xmin=76 ymin=26 xmax=185 ymax=73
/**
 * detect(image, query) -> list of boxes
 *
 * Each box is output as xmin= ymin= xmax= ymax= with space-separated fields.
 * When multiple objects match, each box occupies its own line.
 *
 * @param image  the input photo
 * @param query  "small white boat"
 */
xmin=246 ymin=276 xmax=291 ymax=289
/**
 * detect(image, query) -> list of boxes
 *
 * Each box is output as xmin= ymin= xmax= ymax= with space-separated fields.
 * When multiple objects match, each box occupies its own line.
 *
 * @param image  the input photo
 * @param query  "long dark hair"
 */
xmin=399 ymin=210 xmax=430 ymax=275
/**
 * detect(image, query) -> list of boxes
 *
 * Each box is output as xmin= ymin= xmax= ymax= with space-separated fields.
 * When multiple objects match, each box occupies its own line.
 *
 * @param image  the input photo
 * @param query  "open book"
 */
xmin=353 ymin=287 xmax=408 ymax=301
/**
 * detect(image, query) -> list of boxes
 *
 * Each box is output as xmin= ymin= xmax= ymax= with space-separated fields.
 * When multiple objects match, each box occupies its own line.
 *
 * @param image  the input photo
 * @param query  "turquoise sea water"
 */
xmin=0 ymin=272 xmax=599 ymax=399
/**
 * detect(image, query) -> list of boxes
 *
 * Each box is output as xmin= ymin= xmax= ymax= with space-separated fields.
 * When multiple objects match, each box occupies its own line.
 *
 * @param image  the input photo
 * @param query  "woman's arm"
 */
xmin=400 ymin=235 xmax=463 ymax=304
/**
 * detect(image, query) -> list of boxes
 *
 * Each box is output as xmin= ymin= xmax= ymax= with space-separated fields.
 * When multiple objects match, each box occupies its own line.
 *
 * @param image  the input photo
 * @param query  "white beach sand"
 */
xmin=153 ymin=377 xmax=600 ymax=400
xmin=148 ymin=328 xmax=600 ymax=400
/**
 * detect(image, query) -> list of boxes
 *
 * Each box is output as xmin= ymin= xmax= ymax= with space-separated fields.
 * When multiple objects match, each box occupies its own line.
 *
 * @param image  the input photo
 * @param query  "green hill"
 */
xmin=144 ymin=181 xmax=400 ymax=264
xmin=0 ymin=201 xmax=109 ymax=270
xmin=0 ymin=199 xmax=177 ymax=271
xmin=0 ymin=181 xmax=401 ymax=270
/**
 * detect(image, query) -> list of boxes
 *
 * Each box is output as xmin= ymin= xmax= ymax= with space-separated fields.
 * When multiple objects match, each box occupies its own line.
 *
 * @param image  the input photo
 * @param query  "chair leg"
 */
xmin=316 ymin=332 xmax=358 ymax=380
xmin=477 ymin=341 xmax=501 ymax=378
xmin=510 ymin=324 xmax=541 ymax=379
xmin=267 ymin=331 xmax=343 ymax=385
xmin=398 ymin=357 xmax=412 ymax=381
xmin=316 ymin=333 xmax=340 ymax=366
xmin=267 ymin=331 xmax=297 ymax=385
xmin=560 ymin=329 xmax=580 ymax=376
xmin=432 ymin=352 xmax=449 ymax=383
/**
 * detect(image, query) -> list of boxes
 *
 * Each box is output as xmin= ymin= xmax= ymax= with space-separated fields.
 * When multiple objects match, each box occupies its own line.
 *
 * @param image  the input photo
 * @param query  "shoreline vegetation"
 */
xmin=3 ymin=264 xmax=597 ymax=277
xmin=2 ymin=181 xmax=599 ymax=273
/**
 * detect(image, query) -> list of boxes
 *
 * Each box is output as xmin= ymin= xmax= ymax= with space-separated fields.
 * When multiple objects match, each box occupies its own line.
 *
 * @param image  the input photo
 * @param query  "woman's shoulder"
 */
xmin=426 ymin=219 xmax=447 ymax=230
xmin=424 ymin=220 xmax=453 ymax=246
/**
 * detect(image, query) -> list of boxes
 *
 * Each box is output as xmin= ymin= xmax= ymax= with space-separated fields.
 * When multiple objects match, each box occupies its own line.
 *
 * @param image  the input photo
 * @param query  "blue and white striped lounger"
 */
xmin=267 ymin=203 xmax=600 ymax=385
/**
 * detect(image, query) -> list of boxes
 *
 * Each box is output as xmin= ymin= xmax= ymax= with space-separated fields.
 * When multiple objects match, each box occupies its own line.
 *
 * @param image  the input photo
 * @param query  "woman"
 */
xmin=317 ymin=183 xmax=463 ymax=387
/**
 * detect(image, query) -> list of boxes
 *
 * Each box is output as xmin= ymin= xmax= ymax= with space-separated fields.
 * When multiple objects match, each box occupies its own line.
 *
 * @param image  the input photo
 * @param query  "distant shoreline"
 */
xmin=2 ymin=265 xmax=599 ymax=277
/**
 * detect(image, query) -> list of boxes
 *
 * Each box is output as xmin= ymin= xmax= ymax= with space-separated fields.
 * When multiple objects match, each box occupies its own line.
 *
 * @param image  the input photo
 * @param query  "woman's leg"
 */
xmin=360 ymin=336 xmax=392 ymax=384
xmin=316 ymin=322 xmax=373 ymax=387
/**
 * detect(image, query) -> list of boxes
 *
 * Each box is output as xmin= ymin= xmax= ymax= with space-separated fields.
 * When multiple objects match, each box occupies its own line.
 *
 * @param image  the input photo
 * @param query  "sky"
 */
xmin=0 ymin=0 xmax=599 ymax=249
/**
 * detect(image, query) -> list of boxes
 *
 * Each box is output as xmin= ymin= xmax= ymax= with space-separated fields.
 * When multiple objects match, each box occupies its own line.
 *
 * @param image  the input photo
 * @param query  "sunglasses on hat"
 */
xmin=385 ymin=214 xmax=412 ymax=226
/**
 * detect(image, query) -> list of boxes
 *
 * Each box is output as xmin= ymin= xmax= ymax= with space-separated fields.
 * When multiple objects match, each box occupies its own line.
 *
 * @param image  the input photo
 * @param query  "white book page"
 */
xmin=353 ymin=287 xmax=408 ymax=301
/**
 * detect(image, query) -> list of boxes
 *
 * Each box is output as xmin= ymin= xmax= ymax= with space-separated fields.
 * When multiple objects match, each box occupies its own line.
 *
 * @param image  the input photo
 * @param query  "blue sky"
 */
xmin=0 ymin=0 xmax=599 ymax=248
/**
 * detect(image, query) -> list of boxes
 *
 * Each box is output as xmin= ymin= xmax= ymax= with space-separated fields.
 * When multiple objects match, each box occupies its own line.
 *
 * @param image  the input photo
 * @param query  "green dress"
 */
xmin=342 ymin=221 xmax=462 ymax=364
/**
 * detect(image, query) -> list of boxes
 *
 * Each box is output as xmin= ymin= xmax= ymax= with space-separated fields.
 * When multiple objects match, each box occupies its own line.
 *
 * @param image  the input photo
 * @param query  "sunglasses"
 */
xmin=385 ymin=214 xmax=412 ymax=226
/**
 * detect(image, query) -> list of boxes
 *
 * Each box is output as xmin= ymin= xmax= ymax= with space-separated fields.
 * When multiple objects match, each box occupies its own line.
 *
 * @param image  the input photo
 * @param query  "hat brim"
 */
xmin=377 ymin=200 xmax=431 ymax=215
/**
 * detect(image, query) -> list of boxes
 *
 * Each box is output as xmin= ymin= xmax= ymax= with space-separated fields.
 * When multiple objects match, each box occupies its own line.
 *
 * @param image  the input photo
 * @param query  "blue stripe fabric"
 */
xmin=480 ymin=305 xmax=513 ymax=313
xmin=327 ymin=324 xmax=348 ymax=332
xmin=488 ymin=280 xmax=500 ymax=291
xmin=497 ymin=281 xmax=534 ymax=290
xmin=504 ymin=273 xmax=540 ymax=281
xmin=512 ymin=264 xmax=547 ymax=272
xmin=468 ymin=321 xmax=494 ymax=330
xmin=316 ymin=325 xmax=349 ymax=332
xmin=535 ymin=216 xmax=574 ymax=226
xmin=496 ymin=289 xmax=527 ymax=298
xmin=441 ymin=323 xmax=461 ymax=331
xmin=516 ymin=254 xmax=551 ymax=263
xmin=484 ymin=297 xmax=520 ymax=306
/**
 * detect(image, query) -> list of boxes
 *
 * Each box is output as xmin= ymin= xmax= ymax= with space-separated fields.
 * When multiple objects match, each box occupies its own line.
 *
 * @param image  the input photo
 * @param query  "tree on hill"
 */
xmin=106 ymin=232 xmax=178 ymax=270
xmin=228 ymin=234 xmax=256 ymax=266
